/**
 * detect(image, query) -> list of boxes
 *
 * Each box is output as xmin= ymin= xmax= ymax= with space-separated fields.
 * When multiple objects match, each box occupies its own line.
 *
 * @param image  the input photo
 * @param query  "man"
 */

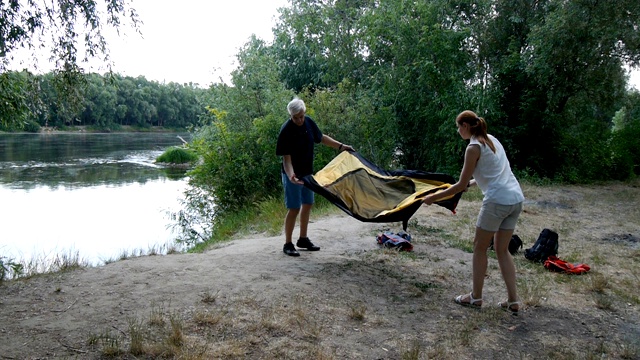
xmin=275 ymin=98 xmax=354 ymax=256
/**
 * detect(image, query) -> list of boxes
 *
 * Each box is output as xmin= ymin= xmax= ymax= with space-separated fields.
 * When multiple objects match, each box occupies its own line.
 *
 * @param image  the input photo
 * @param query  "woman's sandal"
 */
xmin=454 ymin=292 xmax=482 ymax=308
xmin=498 ymin=300 xmax=521 ymax=315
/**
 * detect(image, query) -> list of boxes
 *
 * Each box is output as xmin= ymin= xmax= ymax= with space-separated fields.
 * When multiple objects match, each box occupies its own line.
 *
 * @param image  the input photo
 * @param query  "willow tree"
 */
xmin=0 ymin=0 xmax=140 ymax=127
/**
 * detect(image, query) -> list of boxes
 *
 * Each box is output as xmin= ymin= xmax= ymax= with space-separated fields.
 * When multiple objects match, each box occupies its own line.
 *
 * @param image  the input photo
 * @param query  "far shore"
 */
xmin=37 ymin=125 xmax=186 ymax=134
xmin=1 ymin=125 xmax=188 ymax=134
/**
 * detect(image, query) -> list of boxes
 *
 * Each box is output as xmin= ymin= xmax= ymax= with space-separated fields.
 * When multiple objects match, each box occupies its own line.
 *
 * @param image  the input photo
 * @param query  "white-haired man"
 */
xmin=275 ymin=98 xmax=354 ymax=256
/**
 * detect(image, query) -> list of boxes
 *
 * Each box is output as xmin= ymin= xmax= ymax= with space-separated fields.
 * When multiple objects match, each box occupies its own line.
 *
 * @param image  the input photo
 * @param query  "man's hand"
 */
xmin=341 ymin=144 xmax=355 ymax=152
xmin=290 ymin=173 xmax=304 ymax=185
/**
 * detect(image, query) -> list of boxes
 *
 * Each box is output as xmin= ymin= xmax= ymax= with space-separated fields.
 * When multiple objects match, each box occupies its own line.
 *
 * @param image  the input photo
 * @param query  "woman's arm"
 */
xmin=423 ymin=144 xmax=480 ymax=205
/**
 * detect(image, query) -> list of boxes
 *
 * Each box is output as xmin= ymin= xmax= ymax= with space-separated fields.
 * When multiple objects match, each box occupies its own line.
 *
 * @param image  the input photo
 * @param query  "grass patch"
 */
xmin=155 ymin=146 xmax=199 ymax=164
xmin=190 ymin=195 xmax=338 ymax=253
xmin=2 ymin=251 xmax=88 ymax=281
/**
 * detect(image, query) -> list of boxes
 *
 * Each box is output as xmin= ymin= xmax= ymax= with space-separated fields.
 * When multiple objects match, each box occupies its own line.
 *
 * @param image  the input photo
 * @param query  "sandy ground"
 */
xmin=1 ymin=182 xmax=639 ymax=359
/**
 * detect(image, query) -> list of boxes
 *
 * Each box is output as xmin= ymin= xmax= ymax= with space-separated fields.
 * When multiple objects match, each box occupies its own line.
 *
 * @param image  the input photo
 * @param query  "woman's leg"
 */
xmin=493 ymin=228 xmax=518 ymax=305
xmin=471 ymin=227 xmax=494 ymax=301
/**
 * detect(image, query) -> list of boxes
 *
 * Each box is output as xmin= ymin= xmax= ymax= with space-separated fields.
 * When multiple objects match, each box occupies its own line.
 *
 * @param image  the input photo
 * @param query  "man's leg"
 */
xmin=296 ymin=201 xmax=320 ymax=251
xmin=281 ymin=172 xmax=302 ymax=256
xmin=284 ymin=208 xmax=300 ymax=243
xmin=298 ymin=203 xmax=312 ymax=239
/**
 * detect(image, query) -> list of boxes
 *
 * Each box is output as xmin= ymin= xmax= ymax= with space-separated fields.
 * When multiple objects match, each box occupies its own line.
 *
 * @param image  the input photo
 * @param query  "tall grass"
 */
xmin=3 ymin=251 xmax=88 ymax=281
xmin=155 ymin=146 xmax=198 ymax=164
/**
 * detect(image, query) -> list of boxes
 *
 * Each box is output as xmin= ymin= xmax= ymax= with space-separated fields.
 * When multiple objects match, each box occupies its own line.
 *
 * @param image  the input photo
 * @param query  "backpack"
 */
xmin=509 ymin=235 xmax=523 ymax=255
xmin=489 ymin=234 xmax=523 ymax=255
xmin=376 ymin=231 xmax=413 ymax=252
xmin=544 ymin=256 xmax=590 ymax=275
xmin=524 ymin=228 xmax=559 ymax=262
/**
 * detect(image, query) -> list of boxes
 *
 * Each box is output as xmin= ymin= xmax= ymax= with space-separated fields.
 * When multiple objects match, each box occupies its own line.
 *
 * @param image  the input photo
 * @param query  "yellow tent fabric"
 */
xmin=302 ymin=151 xmax=461 ymax=229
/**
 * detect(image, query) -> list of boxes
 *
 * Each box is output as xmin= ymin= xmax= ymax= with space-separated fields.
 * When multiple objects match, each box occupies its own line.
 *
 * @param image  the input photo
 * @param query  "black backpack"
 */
xmin=524 ymin=229 xmax=559 ymax=262
xmin=489 ymin=234 xmax=523 ymax=255
xmin=509 ymin=235 xmax=523 ymax=255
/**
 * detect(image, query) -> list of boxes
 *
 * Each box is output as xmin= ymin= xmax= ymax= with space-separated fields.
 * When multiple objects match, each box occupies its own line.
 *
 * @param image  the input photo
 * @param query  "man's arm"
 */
xmin=321 ymin=135 xmax=354 ymax=152
xmin=283 ymin=155 xmax=304 ymax=185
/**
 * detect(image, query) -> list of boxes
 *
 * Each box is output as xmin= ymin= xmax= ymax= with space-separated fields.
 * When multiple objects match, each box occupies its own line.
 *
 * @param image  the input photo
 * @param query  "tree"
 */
xmin=0 ymin=70 xmax=40 ymax=128
xmin=479 ymin=0 xmax=640 ymax=180
xmin=271 ymin=0 xmax=371 ymax=92
xmin=1 ymin=0 xmax=140 ymax=128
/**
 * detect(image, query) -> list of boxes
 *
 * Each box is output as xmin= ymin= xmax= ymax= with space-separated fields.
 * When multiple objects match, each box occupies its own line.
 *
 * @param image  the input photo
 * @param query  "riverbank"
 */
xmin=0 ymin=180 xmax=638 ymax=359
xmin=38 ymin=125 xmax=186 ymax=133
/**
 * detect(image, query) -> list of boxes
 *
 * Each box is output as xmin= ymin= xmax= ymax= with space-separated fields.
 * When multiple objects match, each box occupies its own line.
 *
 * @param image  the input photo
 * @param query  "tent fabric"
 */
xmin=302 ymin=151 xmax=462 ymax=230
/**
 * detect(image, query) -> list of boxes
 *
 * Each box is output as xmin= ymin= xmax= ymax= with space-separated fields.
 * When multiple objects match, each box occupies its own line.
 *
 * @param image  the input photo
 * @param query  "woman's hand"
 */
xmin=463 ymin=179 xmax=476 ymax=192
xmin=422 ymin=195 xmax=435 ymax=205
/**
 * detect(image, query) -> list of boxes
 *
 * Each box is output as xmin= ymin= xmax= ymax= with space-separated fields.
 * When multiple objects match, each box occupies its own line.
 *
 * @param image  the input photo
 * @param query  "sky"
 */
xmin=9 ymin=0 xmax=289 ymax=87
xmin=7 ymin=0 xmax=640 ymax=89
xmin=98 ymin=0 xmax=290 ymax=86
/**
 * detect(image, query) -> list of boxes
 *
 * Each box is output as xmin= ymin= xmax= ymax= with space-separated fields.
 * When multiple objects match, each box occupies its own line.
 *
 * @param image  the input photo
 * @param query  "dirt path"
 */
xmin=1 ymin=183 xmax=639 ymax=359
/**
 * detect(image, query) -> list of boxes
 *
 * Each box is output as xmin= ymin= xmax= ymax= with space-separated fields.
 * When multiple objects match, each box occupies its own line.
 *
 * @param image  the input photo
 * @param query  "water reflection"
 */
xmin=0 ymin=132 xmax=191 ymax=266
xmin=0 ymin=133 xmax=189 ymax=189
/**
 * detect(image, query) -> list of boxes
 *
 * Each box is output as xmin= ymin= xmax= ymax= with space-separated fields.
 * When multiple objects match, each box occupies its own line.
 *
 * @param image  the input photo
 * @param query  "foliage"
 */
xmin=361 ymin=0 xmax=480 ymax=173
xmin=0 ymin=256 xmax=23 ymax=282
xmin=0 ymin=0 xmax=140 ymax=70
xmin=182 ymin=33 xmax=406 ymax=242
xmin=168 ymin=185 xmax=217 ymax=247
xmin=479 ymin=0 xmax=640 ymax=181
xmin=301 ymin=82 xmax=398 ymax=168
xmin=272 ymin=0 xmax=371 ymax=91
xmin=0 ymin=70 xmax=42 ymax=130
xmin=1 ymin=71 xmax=207 ymax=130
xmin=608 ymin=91 xmax=640 ymax=179
xmin=170 ymin=37 xmax=294 ymax=244
xmin=189 ymin=38 xmax=292 ymax=209
xmin=156 ymin=147 xmax=199 ymax=165
xmin=22 ymin=119 xmax=41 ymax=133
xmin=0 ymin=0 xmax=140 ymax=129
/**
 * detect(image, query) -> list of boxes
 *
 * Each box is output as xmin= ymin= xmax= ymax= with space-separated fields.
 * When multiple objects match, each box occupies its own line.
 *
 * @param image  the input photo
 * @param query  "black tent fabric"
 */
xmin=302 ymin=151 xmax=462 ymax=230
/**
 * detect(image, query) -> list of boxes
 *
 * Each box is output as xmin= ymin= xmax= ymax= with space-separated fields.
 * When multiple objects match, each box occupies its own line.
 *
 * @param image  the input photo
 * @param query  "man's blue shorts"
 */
xmin=282 ymin=172 xmax=314 ymax=209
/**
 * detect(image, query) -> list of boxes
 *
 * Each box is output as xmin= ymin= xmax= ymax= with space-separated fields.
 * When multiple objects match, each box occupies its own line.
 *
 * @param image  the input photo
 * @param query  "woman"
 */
xmin=422 ymin=110 xmax=525 ymax=313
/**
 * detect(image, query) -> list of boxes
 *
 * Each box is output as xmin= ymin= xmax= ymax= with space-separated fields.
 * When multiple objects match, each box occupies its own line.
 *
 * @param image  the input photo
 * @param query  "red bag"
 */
xmin=544 ymin=256 xmax=590 ymax=274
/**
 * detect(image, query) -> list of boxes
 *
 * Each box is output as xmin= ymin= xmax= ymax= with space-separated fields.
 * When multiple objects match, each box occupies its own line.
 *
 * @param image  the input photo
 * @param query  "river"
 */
xmin=0 ymin=132 xmax=191 ymax=268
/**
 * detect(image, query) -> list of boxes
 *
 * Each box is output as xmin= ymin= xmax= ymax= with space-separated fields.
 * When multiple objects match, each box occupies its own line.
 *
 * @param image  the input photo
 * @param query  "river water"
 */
xmin=0 ymin=132 xmax=190 ymax=267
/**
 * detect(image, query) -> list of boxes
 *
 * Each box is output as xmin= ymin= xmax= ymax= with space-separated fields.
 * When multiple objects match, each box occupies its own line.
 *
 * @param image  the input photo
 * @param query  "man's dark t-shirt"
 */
xmin=276 ymin=116 xmax=323 ymax=177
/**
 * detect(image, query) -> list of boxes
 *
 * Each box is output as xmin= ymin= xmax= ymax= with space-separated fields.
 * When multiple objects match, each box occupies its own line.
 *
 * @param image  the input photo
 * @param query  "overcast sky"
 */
xmin=7 ymin=0 xmax=640 ymax=89
xmin=98 ymin=0 xmax=289 ymax=86
xmin=8 ymin=0 xmax=288 ymax=87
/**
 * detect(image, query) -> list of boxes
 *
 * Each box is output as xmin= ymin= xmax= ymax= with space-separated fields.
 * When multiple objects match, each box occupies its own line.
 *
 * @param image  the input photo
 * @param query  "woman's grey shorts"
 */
xmin=476 ymin=202 xmax=523 ymax=232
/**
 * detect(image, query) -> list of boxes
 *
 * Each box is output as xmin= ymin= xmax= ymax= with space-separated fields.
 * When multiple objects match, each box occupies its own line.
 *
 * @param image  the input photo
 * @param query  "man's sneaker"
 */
xmin=296 ymin=237 xmax=320 ymax=251
xmin=283 ymin=242 xmax=300 ymax=256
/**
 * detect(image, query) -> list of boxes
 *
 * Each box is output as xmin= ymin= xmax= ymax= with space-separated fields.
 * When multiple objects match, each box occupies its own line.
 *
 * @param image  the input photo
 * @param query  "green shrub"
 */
xmin=23 ymin=120 xmax=41 ymax=133
xmin=0 ymin=256 xmax=23 ymax=282
xmin=156 ymin=147 xmax=199 ymax=164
